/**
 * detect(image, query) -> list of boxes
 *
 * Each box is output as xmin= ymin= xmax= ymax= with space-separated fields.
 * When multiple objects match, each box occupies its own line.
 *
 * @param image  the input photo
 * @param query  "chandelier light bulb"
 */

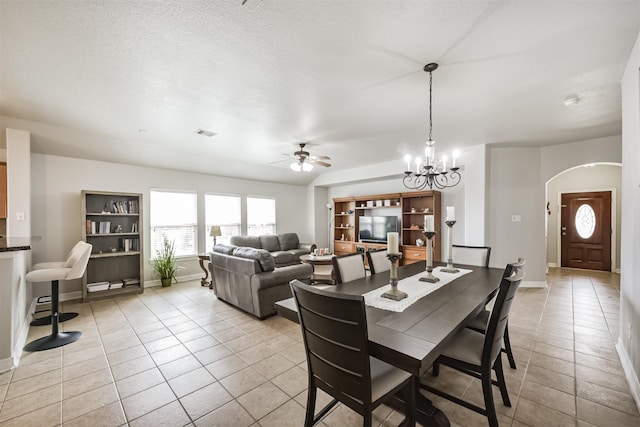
xmin=404 ymin=154 xmax=412 ymax=171
xmin=452 ymin=149 xmax=460 ymax=168
xmin=290 ymin=162 xmax=302 ymax=172
xmin=415 ymin=157 xmax=422 ymax=173
xmin=441 ymin=154 xmax=448 ymax=170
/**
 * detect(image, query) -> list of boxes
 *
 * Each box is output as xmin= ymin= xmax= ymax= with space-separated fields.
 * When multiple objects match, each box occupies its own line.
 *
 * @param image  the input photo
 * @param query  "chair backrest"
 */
xmin=482 ymin=258 xmax=525 ymax=367
xmin=452 ymin=245 xmax=491 ymax=268
xmin=63 ymin=241 xmax=87 ymax=267
xmin=66 ymin=242 xmax=93 ymax=280
xmin=332 ymin=253 xmax=366 ymax=284
xmin=290 ymin=279 xmax=372 ymax=411
xmin=366 ymin=249 xmax=389 ymax=275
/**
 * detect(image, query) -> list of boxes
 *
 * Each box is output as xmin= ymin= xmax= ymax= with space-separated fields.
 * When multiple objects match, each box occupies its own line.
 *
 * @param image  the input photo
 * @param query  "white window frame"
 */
xmin=150 ymin=189 xmax=198 ymax=258
xmin=205 ymin=193 xmax=242 ymax=252
xmin=247 ymin=196 xmax=277 ymax=236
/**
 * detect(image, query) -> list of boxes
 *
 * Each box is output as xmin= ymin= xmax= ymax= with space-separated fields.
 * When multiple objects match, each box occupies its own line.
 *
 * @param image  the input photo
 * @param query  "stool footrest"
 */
xmin=30 ymin=312 xmax=78 ymax=326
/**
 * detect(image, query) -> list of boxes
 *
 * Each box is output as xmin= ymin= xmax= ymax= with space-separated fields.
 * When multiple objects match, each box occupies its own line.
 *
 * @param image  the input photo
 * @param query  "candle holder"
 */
xmin=381 ymin=253 xmax=407 ymax=301
xmin=419 ymin=231 xmax=439 ymax=283
xmin=441 ymin=220 xmax=460 ymax=273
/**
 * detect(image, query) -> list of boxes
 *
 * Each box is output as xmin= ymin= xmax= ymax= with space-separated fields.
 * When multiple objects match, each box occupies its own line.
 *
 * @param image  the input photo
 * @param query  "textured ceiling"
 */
xmin=1 ymin=1 xmax=639 ymax=185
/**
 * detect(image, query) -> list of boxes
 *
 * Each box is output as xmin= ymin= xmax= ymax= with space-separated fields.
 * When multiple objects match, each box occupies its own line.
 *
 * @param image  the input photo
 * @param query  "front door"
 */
xmin=560 ymin=191 xmax=611 ymax=271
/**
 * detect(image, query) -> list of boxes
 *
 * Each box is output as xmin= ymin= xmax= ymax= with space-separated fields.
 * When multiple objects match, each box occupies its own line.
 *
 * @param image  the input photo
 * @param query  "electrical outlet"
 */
xmin=511 ymin=215 xmax=521 ymax=222
xmin=16 ymin=212 xmax=25 ymax=221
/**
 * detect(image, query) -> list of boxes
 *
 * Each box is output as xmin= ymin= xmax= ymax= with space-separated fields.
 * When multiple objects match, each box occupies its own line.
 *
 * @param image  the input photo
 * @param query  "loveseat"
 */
xmin=230 ymin=233 xmax=316 ymax=267
xmin=209 ymin=244 xmax=313 ymax=319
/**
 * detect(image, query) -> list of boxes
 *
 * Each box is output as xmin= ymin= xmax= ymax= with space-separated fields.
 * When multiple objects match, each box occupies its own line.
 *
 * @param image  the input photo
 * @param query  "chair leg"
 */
xmin=493 ymin=355 xmax=511 ymax=407
xmin=481 ymin=364 xmax=499 ymax=427
xmin=503 ymin=323 xmax=517 ymax=369
xmin=305 ymin=384 xmax=317 ymax=427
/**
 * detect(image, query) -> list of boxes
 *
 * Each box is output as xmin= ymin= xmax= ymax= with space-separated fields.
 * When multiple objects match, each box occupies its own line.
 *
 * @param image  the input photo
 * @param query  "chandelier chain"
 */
xmin=428 ymin=69 xmax=433 ymax=142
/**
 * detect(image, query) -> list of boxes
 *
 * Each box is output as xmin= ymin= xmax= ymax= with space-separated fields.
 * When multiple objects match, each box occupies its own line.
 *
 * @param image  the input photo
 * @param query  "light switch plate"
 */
xmin=511 ymin=215 xmax=521 ymax=222
xmin=16 ymin=212 xmax=25 ymax=221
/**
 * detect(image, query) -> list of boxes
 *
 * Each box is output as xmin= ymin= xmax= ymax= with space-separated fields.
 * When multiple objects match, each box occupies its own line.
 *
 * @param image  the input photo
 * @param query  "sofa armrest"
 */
xmin=298 ymin=243 xmax=316 ymax=253
xmin=251 ymin=263 xmax=313 ymax=291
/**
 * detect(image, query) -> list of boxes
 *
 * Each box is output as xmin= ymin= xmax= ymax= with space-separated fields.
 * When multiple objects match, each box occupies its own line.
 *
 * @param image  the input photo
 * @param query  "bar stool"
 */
xmin=30 ymin=241 xmax=84 ymax=326
xmin=24 ymin=242 xmax=92 ymax=352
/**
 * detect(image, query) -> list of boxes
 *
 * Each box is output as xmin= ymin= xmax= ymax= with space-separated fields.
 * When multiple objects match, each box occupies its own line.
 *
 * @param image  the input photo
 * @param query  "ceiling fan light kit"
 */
xmin=288 ymin=143 xmax=331 ymax=173
xmin=402 ymin=63 xmax=462 ymax=190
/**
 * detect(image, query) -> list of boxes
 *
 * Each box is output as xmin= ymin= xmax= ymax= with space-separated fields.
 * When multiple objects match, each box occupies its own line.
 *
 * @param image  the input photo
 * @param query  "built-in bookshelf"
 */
xmin=81 ymin=190 xmax=144 ymax=302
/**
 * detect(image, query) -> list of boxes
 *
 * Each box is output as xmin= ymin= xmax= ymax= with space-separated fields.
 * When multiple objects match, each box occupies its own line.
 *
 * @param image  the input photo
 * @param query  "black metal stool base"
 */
xmin=30 ymin=312 xmax=78 ymax=326
xmin=24 ymin=331 xmax=82 ymax=352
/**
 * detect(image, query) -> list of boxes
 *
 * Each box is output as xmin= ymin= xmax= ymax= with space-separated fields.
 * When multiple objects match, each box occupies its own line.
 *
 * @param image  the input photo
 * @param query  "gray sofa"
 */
xmin=230 ymin=233 xmax=316 ymax=267
xmin=209 ymin=244 xmax=313 ymax=319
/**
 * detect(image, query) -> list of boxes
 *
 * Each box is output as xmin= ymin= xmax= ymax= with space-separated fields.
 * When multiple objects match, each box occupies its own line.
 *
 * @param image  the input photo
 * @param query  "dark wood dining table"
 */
xmin=275 ymin=261 xmax=505 ymax=427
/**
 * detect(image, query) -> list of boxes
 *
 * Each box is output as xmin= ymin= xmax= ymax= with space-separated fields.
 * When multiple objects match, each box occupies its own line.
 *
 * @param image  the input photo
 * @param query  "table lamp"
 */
xmin=209 ymin=225 xmax=222 ymax=246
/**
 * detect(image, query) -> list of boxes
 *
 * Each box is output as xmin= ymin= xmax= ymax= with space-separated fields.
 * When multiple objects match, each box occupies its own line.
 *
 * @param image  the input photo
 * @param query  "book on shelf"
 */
xmin=87 ymin=281 xmax=110 ymax=292
xmin=119 ymin=237 xmax=139 ymax=252
xmin=109 ymin=282 xmax=123 ymax=289
xmin=122 ymin=278 xmax=140 ymax=287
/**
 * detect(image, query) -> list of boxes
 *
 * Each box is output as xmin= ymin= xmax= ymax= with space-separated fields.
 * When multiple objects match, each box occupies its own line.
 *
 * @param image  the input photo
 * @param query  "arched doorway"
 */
xmin=545 ymin=163 xmax=621 ymax=272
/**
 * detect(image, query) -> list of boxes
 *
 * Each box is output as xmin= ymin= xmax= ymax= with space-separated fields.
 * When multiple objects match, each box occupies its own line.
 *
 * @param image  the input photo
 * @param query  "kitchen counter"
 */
xmin=0 ymin=236 xmax=33 ymax=252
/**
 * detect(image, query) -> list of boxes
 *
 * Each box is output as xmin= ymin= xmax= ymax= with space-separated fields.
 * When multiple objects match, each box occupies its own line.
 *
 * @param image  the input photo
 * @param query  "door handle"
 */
xmin=561 ymin=226 xmax=567 ymax=231
xmin=562 ymin=232 xmax=567 ymax=235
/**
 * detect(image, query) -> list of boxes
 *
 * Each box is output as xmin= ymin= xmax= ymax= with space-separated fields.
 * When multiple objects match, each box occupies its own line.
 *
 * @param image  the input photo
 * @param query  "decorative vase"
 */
xmin=161 ymin=278 xmax=172 ymax=287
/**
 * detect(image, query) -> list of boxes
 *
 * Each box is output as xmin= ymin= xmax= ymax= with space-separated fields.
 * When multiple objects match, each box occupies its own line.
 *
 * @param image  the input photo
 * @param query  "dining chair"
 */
xmin=421 ymin=259 xmax=525 ymax=427
xmin=331 ymin=253 xmax=366 ymax=284
xmin=465 ymin=252 xmax=522 ymax=370
xmin=452 ymin=244 xmax=491 ymax=268
xmin=23 ymin=242 xmax=92 ymax=351
xmin=366 ymin=248 xmax=389 ymax=275
xmin=289 ymin=279 xmax=415 ymax=427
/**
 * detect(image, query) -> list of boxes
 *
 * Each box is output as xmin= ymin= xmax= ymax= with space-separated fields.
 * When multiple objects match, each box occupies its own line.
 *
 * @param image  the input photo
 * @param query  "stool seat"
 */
xmin=24 ymin=242 xmax=92 ymax=352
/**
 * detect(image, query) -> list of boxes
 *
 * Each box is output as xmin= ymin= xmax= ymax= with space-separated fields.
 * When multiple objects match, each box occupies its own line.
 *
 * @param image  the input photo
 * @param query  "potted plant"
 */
xmin=153 ymin=234 xmax=178 ymax=287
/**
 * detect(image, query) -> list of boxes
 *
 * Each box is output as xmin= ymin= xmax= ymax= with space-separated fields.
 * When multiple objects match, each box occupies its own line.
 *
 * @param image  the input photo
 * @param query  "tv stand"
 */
xmin=333 ymin=190 xmax=441 ymax=265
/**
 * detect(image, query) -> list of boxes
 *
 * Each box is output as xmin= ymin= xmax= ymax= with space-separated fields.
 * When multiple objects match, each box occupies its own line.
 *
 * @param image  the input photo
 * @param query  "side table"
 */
xmin=198 ymin=254 xmax=213 ymax=289
xmin=300 ymin=254 xmax=335 ymax=285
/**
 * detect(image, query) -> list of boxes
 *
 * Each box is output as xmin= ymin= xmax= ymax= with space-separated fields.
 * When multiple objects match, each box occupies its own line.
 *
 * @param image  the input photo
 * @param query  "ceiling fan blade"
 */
xmin=310 ymin=155 xmax=331 ymax=161
xmin=267 ymin=158 xmax=290 ymax=165
xmin=310 ymin=160 xmax=331 ymax=168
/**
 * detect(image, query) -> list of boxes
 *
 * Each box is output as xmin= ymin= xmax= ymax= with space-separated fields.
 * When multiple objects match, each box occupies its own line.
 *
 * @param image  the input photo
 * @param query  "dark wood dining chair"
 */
xmin=465 ymin=253 xmax=522 ymax=370
xmin=421 ymin=259 xmax=525 ymax=427
xmin=366 ymin=249 xmax=389 ymax=275
xmin=289 ymin=279 xmax=415 ymax=427
xmin=331 ymin=253 xmax=366 ymax=284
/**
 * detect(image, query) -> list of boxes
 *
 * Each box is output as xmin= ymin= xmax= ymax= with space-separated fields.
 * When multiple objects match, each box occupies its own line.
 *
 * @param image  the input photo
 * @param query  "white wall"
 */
xmin=6 ymin=129 xmax=31 ymax=238
xmin=487 ymin=147 xmax=546 ymax=283
xmin=619 ymin=29 xmax=640 ymax=408
xmin=30 ymin=153 xmax=310 ymax=295
xmin=546 ymin=164 xmax=621 ymax=270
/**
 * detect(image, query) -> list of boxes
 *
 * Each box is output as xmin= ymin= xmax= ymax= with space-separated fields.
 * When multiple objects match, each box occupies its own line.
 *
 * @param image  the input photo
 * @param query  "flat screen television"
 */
xmin=358 ymin=216 xmax=399 ymax=243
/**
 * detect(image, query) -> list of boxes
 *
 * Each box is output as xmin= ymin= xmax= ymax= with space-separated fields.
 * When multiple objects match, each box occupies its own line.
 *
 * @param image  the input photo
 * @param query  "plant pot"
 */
xmin=161 ymin=278 xmax=172 ymax=287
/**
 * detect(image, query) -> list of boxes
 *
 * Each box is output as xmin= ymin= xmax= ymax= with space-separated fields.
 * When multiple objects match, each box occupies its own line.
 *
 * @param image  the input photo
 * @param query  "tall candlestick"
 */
xmin=387 ymin=232 xmax=399 ymax=254
xmin=419 ymin=230 xmax=439 ymax=283
xmin=441 ymin=220 xmax=460 ymax=274
xmin=446 ymin=206 xmax=456 ymax=221
xmin=381 ymin=253 xmax=406 ymax=301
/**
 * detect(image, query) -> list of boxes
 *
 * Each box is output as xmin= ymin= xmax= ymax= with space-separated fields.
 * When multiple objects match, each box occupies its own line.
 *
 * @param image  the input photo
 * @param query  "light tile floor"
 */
xmin=0 ymin=268 xmax=638 ymax=426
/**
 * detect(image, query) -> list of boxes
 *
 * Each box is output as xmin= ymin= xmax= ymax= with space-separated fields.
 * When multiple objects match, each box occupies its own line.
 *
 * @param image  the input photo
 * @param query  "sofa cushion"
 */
xmin=287 ymin=248 xmax=309 ymax=259
xmin=232 ymin=247 xmax=275 ymax=272
xmin=260 ymin=235 xmax=281 ymax=252
xmin=278 ymin=233 xmax=300 ymax=251
xmin=212 ymin=244 xmax=238 ymax=255
xmin=270 ymin=251 xmax=296 ymax=266
xmin=230 ymin=235 xmax=262 ymax=249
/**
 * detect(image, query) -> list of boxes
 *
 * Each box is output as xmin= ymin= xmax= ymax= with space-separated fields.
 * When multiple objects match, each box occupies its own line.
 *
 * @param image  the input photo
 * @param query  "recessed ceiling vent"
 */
xmin=194 ymin=129 xmax=218 ymax=137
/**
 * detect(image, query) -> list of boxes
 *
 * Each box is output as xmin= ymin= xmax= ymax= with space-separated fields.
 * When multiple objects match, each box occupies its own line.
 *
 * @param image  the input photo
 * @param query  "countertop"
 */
xmin=0 ymin=237 xmax=36 ymax=252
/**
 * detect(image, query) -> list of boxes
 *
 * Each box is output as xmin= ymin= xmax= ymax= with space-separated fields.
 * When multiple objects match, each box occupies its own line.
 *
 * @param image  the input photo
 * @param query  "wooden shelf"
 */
xmin=82 ymin=190 xmax=143 ymax=303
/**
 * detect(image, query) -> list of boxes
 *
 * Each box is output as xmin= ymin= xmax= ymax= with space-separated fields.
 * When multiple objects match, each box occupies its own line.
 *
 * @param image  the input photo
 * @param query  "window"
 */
xmin=247 ymin=197 xmax=276 ymax=235
xmin=575 ymin=203 xmax=596 ymax=239
xmin=150 ymin=190 xmax=197 ymax=257
xmin=205 ymin=194 xmax=241 ymax=251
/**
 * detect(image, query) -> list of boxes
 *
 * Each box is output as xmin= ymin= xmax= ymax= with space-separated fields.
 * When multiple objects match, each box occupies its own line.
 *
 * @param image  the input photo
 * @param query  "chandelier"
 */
xmin=403 ymin=63 xmax=462 ymax=190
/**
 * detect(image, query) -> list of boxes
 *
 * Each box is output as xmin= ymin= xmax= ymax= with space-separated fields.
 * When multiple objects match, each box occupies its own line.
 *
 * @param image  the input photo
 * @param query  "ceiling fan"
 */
xmin=274 ymin=143 xmax=331 ymax=172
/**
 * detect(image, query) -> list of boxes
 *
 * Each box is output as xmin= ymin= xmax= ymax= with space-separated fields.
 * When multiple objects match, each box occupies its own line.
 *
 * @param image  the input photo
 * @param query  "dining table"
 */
xmin=275 ymin=260 xmax=506 ymax=427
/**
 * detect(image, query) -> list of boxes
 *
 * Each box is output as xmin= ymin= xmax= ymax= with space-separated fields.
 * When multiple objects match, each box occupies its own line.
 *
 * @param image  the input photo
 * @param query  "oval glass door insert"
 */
xmin=575 ymin=204 xmax=596 ymax=239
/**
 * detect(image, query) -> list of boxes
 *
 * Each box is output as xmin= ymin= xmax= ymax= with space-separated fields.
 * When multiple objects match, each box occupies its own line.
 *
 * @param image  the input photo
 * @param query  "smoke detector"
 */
xmin=563 ymin=94 xmax=581 ymax=106
xmin=194 ymin=129 xmax=218 ymax=137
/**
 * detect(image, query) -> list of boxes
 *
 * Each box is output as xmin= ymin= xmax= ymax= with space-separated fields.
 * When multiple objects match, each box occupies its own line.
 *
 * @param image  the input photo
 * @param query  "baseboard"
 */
xmin=616 ymin=338 xmax=640 ymax=413
xmin=616 ymin=268 xmax=621 ymax=274
xmin=0 ymin=356 xmax=15 ymax=374
xmin=547 ymin=263 xmax=558 ymax=269
xmin=60 ymin=291 xmax=82 ymax=302
xmin=520 ymin=280 xmax=548 ymax=288
xmin=145 ymin=273 xmax=202 ymax=288
xmin=3 ymin=297 xmax=38 ymax=372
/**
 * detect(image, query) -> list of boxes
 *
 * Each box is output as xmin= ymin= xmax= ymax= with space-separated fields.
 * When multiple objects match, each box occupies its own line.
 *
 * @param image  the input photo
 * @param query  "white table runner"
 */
xmin=363 ymin=266 xmax=472 ymax=312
